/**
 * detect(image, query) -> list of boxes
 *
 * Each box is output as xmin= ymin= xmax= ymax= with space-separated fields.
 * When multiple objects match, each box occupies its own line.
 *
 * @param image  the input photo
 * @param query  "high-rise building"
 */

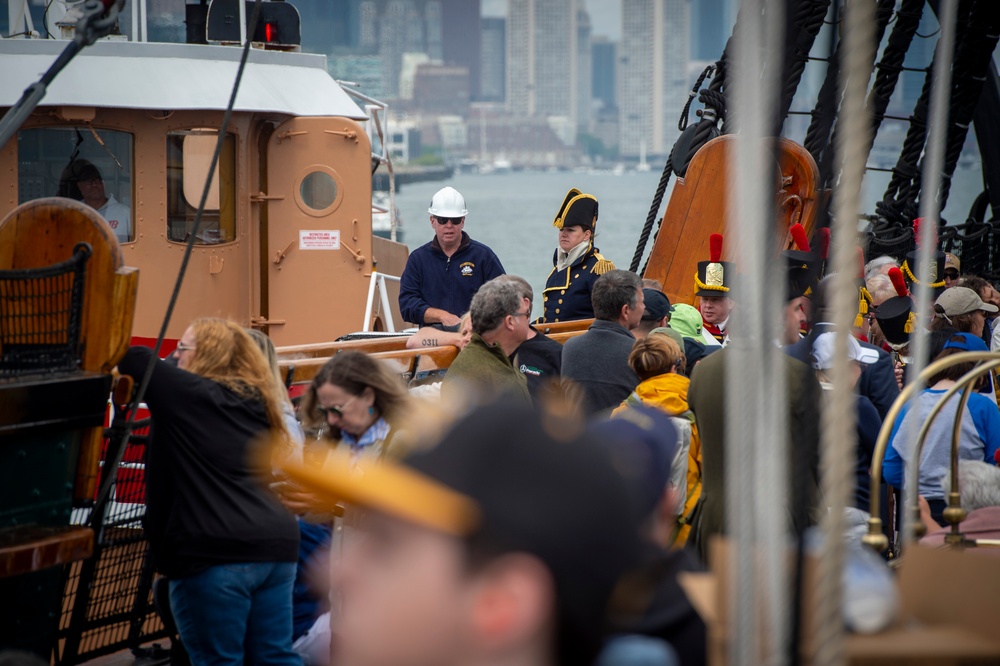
xmin=690 ymin=0 xmax=732 ymax=61
xmin=592 ymin=37 xmax=616 ymax=110
xmin=576 ymin=7 xmax=593 ymax=133
xmin=506 ymin=0 xmax=579 ymax=129
xmin=441 ymin=0 xmax=482 ymax=100
xmin=619 ymin=0 xmax=689 ymax=158
xmin=481 ymin=17 xmax=506 ymax=102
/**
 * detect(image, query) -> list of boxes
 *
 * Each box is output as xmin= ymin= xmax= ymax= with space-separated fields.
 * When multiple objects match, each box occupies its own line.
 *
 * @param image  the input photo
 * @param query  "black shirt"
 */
xmin=119 ymin=347 xmax=299 ymax=578
xmin=514 ymin=328 xmax=563 ymax=400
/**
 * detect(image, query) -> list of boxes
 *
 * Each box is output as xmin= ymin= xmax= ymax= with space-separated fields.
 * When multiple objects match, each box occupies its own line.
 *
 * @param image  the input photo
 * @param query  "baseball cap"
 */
xmin=668 ymin=303 xmax=704 ymax=339
xmin=811 ymin=331 xmax=880 ymax=370
xmin=641 ymin=288 xmax=673 ymax=321
xmin=942 ymin=332 xmax=989 ymax=353
xmin=934 ymin=286 xmax=999 ymax=317
xmin=944 ymin=253 xmax=961 ymax=274
xmin=589 ymin=405 xmax=678 ymax=523
xmin=649 ymin=325 xmax=685 ymax=350
xmin=279 ymin=401 xmax=640 ymax=657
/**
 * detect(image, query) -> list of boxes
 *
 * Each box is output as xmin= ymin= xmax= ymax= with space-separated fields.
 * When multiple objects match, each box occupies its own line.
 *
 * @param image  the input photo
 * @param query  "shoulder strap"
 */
xmin=591 ymin=252 xmax=616 ymax=275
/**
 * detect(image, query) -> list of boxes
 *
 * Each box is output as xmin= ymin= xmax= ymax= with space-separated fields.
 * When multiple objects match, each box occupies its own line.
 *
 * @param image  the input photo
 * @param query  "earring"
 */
xmin=368 ymin=406 xmax=375 ymax=415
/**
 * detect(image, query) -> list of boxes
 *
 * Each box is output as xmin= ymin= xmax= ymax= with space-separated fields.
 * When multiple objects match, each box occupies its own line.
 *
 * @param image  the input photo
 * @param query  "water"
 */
xmin=393 ymin=165 xmax=985 ymax=319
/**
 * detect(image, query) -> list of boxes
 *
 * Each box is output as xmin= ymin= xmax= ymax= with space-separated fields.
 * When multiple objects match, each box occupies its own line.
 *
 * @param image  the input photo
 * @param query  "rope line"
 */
xmin=88 ymin=0 xmax=266 ymax=528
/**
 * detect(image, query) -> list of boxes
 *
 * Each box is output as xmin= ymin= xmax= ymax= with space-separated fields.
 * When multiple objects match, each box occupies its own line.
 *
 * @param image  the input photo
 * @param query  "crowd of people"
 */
xmin=118 ymin=189 xmax=1000 ymax=666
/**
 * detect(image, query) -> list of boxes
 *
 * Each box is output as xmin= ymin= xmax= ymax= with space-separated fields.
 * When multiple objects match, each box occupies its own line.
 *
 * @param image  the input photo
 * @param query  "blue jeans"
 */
xmin=169 ymin=562 xmax=302 ymax=666
xmin=596 ymin=635 xmax=679 ymax=666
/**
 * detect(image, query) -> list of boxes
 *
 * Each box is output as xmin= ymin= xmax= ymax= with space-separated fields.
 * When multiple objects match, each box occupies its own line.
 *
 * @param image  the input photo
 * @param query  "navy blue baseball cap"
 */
xmin=942 ymin=332 xmax=989 ymax=353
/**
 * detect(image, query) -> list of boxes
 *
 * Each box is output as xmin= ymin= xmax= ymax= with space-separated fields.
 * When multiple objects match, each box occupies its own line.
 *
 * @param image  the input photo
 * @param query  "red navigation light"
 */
xmin=265 ymin=21 xmax=277 ymax=42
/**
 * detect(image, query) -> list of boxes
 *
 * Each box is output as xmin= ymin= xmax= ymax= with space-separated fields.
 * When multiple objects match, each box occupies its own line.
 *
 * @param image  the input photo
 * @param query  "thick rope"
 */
xmin=816 ymin=0 xmax=895 ymax=187
xmin=931 ymin=1 xmax=1000 ymax=209
xmin=811 ymin=1 xmax=877 ymax=664
xmin=775 ymin=0 xmax=832 ymax=136
xmin=905 ymin=0 xmax=960 ymax=552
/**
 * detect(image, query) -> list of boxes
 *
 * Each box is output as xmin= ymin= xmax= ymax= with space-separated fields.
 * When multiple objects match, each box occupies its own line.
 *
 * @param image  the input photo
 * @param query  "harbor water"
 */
xmin=392 ymin=167 xmax=985 ymax=319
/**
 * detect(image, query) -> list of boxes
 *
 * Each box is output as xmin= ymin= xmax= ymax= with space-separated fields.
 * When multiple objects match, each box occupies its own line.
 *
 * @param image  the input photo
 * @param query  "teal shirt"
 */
xmin=442 ymin=333 xmax=532 ymax=406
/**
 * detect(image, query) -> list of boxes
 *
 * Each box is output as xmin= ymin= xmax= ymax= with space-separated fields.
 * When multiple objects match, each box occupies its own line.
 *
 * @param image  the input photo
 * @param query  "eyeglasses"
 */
xmin=510 ymin=310 xmax=531 ymax=319
xmin=434 ymin=216 xmax=465 ymax=225
xmin=317 ymin=395 xmax=357 ymax=420
xmin=174 ymin=342 xmax=196 ymax=353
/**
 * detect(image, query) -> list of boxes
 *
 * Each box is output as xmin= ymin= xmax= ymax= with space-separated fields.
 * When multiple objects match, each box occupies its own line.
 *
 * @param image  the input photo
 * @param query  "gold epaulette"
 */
xmin=591 ymin=253 xmax=616 ymax=275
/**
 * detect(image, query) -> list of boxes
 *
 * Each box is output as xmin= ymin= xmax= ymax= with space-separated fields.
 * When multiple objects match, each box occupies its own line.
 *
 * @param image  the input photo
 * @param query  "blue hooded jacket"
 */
xmin=399 ymin=231 xmax=505 ymax=325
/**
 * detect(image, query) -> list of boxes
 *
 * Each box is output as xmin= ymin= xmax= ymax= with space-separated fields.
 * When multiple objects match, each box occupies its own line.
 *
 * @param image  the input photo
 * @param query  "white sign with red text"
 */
xmin=299 ymin=230 xmax=341 ymax=250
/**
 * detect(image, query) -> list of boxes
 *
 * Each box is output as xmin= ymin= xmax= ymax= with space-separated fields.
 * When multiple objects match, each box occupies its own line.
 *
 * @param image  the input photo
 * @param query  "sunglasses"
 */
xmin=434 ymin=216 xmax=465 ymax=225
xmin=316 ymin=395 xmax=356 ymax=420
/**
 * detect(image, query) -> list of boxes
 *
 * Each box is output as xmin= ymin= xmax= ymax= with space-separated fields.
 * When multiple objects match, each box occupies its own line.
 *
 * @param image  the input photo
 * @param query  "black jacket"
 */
xmin=561 ymin=320 xmax=639 ymax=414
xmin=514 ymin=327 xmax=563 ymax=400
xmin=119 ymin=347 xmax=299 ymax=578
xmin=785 ymin=324 xmax=900 ymax=420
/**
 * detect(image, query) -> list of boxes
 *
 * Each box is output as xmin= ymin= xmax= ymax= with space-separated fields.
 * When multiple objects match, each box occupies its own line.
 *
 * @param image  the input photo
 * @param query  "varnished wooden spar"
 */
xmin=643 ymin=135 xmax=822 ymax=305
xmin=278 ymin=320 xmax=595 ymax=386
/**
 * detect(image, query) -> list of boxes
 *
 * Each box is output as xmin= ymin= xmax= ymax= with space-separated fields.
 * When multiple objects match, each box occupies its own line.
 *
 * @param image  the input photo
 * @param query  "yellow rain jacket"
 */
xmin=613 ymin=372 xmax=702 ymax=547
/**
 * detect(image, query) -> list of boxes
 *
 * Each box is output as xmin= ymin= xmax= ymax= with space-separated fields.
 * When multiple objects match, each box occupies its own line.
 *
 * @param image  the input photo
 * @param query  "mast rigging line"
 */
xmin=88 ymin=0 xmax=266 ymax=528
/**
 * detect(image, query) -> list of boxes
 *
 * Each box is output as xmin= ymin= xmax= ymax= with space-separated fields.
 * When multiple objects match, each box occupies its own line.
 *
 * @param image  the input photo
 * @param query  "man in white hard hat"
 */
xmin=399 ymin=186 xmax=506 ymax=329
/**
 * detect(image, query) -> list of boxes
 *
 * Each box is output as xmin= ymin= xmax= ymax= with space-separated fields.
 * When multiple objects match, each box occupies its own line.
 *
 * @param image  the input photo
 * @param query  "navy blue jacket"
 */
xmin=399 ymin=232 xmax=505 ymax=325
xmin=784 ymin=323 xmax=900 ymax=420
xmin=540 ymin=244 xmax=614 ymax=323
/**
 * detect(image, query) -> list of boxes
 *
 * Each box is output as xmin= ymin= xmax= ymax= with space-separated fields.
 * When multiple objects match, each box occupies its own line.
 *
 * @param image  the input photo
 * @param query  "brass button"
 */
xmin=560 ymin=290 xmax=565 ymax=295
xmin=574 ymin=273 xmax=580 ymax=279
xmin=582 ymin=265 xmax=589 ymax=270
xmin=558 ymin=299 xmax=563 ymax=304
xmin=555 ymin=309 xmax=560 ymax=314
xmin=554 ymin=318 xmax=560 ymax=322
xmin=544 ymin=295 xmax=549 ymax=301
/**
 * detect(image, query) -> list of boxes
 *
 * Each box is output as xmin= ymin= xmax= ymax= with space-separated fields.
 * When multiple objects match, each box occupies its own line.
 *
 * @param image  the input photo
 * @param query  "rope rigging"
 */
xmin=774 ymin=0 xmax=833 ymax=137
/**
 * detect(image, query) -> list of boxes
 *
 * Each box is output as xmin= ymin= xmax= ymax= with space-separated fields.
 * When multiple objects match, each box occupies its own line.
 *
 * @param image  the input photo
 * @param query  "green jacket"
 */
xmin=442 ymin=333 xmax=532 ymax=406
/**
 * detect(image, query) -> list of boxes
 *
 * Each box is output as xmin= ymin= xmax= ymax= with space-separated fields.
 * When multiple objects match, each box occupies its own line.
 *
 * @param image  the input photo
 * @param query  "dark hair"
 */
xmin=470 ymin=279 xmax=523 ymax=335
xmin=928 ymin=340 xmax=986 ymax=389
xmin=929 ymin=306 xmax=979 ymax=335
xmin=300 ymin=351 xmax=408 ymax=440
xmin=591 ymin=270 xmax=642 ymax=321
xmin=958 ymin=274 xmax=992 ymax=299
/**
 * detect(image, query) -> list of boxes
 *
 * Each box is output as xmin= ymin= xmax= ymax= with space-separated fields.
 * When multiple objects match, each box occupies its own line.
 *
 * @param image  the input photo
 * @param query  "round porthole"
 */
xmin=294 ymin=166 xmax=344 ymax=217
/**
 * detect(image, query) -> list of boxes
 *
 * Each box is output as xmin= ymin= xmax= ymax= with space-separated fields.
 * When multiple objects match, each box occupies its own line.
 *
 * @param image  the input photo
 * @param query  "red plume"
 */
xmin=888 ymin=267 xmax=909 ymax=297
xmin=709 ymin=233 xmax=723 ymax=263
xmin=789 ymin=223 xmax=810 ymax=252
xmin=819 ymin=228 xmax=831 ymax=260
xmin=856 ymin=246 xmax=866 ymax=280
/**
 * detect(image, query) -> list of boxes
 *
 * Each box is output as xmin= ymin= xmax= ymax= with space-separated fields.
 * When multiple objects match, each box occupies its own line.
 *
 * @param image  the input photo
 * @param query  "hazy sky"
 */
xmin=482 ymin=0 xmax=622 ymax=40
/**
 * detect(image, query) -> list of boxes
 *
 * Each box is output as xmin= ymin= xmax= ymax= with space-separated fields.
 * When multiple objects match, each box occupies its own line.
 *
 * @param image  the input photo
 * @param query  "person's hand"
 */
xmin=917 ymin=495 xmax=940 ymax=535
xmin=272 ymin=480 xmax=338 ymax=515
xmin=894 ymin=361 xmax=905 ymax=391
xmin=439 ymin=312 xmax=461 ymax=328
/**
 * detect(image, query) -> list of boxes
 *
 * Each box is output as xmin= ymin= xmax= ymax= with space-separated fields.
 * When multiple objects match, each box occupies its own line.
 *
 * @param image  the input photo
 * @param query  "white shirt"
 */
xmin=98 ymin=195 xmax=131 ymax=243
xmin=700 ymin=316 xmax=729 ymax=347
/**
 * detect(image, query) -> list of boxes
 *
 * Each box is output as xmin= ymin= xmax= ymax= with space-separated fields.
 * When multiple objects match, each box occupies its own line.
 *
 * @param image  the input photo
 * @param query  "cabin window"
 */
xmin=17 ymin=127 xmax=135 ymax=243
xmin=294 ymin=166 xmax=344 ymax=217
xmin=166 ymin=129 xmax=237 ymax=244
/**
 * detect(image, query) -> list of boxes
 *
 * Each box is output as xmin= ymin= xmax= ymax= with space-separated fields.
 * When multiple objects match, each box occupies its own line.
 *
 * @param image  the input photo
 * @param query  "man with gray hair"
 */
xmin=495 ymin=275 xmax=564 ymax=400
xmin=441 ymin=278 xmax=532 ymax=405
xmin=920 ymin=460 xmax=1000 ymax=547
xmin=562 ymin=270 xmax=645 ymax=414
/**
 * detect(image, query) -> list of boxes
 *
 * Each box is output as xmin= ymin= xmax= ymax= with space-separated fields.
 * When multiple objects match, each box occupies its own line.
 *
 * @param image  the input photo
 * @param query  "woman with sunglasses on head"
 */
xmin=117 ymin=319 xmax=300 ymax=666
xmin=298 ymin=350 xmax=410 ymax=460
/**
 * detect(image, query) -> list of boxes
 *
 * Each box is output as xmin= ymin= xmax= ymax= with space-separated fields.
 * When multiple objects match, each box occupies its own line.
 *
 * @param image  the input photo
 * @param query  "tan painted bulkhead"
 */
xmin=0 ymin=107 xmax=377 ymax=345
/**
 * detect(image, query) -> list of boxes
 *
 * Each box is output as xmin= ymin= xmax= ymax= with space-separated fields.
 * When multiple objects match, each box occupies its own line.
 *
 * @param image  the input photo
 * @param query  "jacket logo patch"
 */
xmin=519 ymin=364 xmax=542 ymax=377
xmin=460 ymin=262 xmax=475 ymax=277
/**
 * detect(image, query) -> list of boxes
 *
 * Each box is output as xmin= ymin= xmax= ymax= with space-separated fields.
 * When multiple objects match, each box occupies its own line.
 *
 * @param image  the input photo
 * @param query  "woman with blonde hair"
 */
xmin=614 ymin=333 xmax=701 ymax=547
xmin=298 ymin=350 xmax=409 ymax=458
xmin=118 ymin=318 xmax=300 ymax=666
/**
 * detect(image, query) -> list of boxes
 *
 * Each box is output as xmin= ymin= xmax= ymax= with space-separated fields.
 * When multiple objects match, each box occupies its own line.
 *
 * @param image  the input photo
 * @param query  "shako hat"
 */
xmin=902 ymin=218 xmax=946 ymax=294
xmin=873 ymin=267 xmax=916 ymax=348
xmin=784 ymin=223 xmax=821 ymax=301
xmin=552 ymin=188 xmax=599 ymax=232
xmin=695 ymin=233 xmax=735 ymax=298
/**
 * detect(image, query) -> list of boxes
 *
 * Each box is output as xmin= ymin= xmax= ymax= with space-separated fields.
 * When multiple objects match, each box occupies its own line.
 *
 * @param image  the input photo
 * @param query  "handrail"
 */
xmin=898 ymin=359 xmax=1000 ymax=549
xmin=864 ymin=351 xmax=1000 ymax=552
xmin=362 ymin=271 xmax=402 ymax=332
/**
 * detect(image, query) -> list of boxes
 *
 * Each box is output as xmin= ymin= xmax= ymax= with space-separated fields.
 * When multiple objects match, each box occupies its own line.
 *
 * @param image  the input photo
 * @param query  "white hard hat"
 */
xmin=428 ymin=186 xmax=468 ymax=218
